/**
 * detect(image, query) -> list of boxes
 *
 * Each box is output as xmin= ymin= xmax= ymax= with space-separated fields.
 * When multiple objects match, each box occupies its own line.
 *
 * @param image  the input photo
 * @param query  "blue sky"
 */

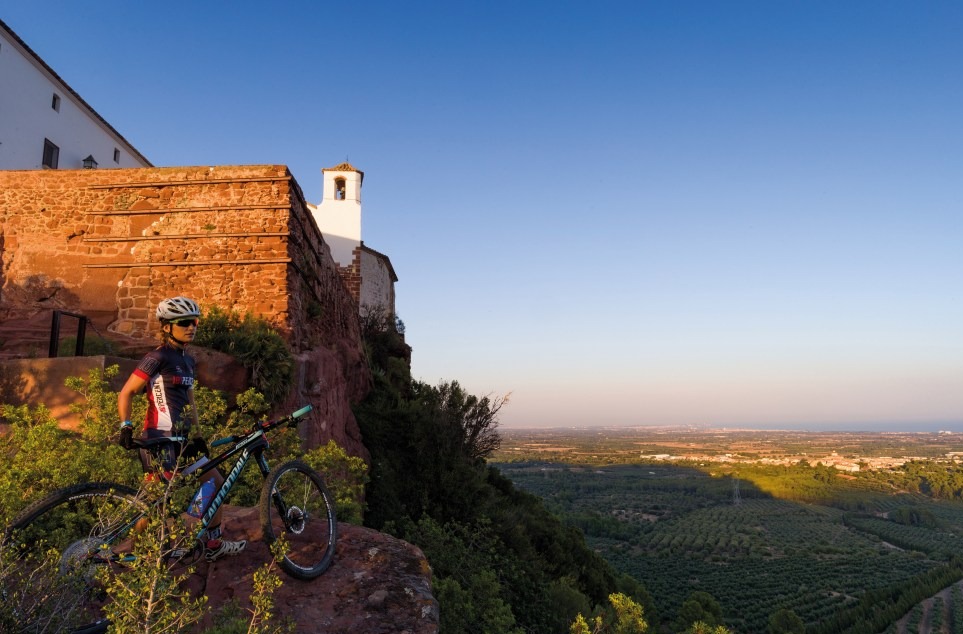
xmin=5 ymin=2 xmax=962 ymax=430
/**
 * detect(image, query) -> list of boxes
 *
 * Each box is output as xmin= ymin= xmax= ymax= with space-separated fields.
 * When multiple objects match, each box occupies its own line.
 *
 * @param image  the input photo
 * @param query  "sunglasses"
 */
xmin=171 ymin=318 xmax=199 ymax=327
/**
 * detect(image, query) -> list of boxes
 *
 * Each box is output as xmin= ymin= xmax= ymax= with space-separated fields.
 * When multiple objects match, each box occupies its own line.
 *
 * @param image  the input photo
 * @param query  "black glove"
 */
xmin=183 ymin=437 xmax=209 ymax=460
xmin=119 ymin=426 xmax=135 ymax=450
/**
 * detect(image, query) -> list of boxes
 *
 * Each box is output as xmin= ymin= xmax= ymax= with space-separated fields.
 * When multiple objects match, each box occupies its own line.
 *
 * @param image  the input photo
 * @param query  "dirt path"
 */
xmin=894 ymin=579 xmax=962 ymax=634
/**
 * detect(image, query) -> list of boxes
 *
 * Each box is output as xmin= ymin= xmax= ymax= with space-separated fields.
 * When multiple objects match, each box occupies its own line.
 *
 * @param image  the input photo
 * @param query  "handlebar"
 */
xmin=291 ymin=405 xmax=313 ymax=419
xmin=210 ymin=436 xmax=234 ymax=448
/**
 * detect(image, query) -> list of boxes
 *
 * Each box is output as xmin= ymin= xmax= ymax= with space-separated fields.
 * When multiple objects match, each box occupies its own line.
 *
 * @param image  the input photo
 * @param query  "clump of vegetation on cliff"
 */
xmin=194 ymin=306 xmax=294 ymax=406
xmin=353 ymin=311 xmax=653 ymax=634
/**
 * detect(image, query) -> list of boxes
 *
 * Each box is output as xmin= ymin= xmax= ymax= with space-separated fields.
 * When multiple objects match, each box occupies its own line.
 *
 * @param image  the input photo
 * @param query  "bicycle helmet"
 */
xmin=156 ymin=296 xmax=201 ymax=322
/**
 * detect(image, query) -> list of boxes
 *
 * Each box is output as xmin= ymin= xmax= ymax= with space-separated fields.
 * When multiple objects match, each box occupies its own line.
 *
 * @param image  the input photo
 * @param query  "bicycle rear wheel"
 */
xmin=4 ymin=482 xmax=145 ymax=633
xmin=260 ymin=460 xmax=337 ymax=580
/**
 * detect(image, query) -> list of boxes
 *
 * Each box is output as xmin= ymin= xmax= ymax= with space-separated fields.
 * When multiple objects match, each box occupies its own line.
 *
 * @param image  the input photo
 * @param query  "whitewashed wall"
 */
xmin=360 ymin=248 xmax=396 ymax=314
xmin=0 ymin=24 xmax=149 ymax=170
xmin=311 ymin=167 xmax=362 ymax=267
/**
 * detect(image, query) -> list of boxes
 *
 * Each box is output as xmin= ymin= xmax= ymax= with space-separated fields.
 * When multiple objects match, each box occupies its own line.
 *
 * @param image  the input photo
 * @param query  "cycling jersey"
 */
xmin=133 ymin=342 xmax=197 ymax=435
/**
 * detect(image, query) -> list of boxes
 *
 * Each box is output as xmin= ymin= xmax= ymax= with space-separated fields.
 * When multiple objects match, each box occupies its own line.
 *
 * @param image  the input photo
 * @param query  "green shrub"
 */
xmin=57 ymin=334 xmax=117 ymax=357
xmin=302 ymin=440 xmax=369 ymax=524
xmin=0 ymin=401 xmax=141 ymax=523
xmin=401 ymin=516 xmax=523 ymax=634
xmin=194 ymin=306 xmax=295 ymax=406
xmin=0 ymin=537 xmax=93 ymax=631
xmin=100 ymin=480 xmax=208 ymax=632
xmin=203 ymin=542 xmax=294 ymax=634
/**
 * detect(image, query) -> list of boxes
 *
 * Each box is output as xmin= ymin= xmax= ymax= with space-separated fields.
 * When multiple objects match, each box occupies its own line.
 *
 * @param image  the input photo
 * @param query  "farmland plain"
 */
xmin=493 ymin=428 xmax=963 ymax=633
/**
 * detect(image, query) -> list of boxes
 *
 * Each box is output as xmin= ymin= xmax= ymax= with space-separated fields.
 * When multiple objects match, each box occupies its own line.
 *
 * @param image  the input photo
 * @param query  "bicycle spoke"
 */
xmin=260 ymin=461 xmax=337 ymax=579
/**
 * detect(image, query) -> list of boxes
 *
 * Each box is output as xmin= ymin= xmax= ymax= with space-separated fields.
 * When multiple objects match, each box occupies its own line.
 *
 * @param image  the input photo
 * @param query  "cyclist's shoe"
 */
xmin=204 ymin=538 xmax=246 ymax=562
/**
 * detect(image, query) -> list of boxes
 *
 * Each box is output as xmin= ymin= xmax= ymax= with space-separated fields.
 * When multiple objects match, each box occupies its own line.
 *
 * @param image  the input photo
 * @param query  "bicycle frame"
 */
xmin=188 ymin=428 xmax=272 ymax=542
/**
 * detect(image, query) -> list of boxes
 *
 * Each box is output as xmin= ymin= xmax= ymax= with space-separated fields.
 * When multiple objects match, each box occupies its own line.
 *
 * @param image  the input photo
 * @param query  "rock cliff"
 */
xmin=189 ymin=506 xmax=438 ymax=633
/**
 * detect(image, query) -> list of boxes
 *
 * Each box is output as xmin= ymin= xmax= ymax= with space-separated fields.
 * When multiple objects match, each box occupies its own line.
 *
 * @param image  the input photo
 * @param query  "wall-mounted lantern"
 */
xmin=82 ymin=155 xmax=98 ymax=169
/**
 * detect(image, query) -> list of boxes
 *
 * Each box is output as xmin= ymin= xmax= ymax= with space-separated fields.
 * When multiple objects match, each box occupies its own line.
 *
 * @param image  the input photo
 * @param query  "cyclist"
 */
xmin=117 ymin=296 xmax=246 ymax=562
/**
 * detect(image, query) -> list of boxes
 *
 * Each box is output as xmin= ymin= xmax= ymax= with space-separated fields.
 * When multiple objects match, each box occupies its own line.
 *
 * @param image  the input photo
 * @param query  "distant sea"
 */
xmin=760 ymin=421 xmax=963 ymax=433
xmin=506 ymin=421 xmax=963 ymax=433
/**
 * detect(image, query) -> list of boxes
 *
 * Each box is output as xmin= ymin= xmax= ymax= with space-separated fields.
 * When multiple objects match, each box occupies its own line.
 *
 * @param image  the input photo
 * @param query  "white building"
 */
xmin=312 ymin=162 xmax=364 ymax=268
xmin=308 ymin=162 xmax=398 ymax=316
xmin=359 ymin=243 xmax=398 ymax=316
xmin=0 ymin=18 xmax=150 ymax=170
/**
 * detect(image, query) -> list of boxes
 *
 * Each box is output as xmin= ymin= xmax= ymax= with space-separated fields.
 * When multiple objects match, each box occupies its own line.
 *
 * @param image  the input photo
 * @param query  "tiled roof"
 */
xmin=321 ymin=161 xmax=364 ymax=176
xmin=322 ymin=162 xmax=364 ymax=185
xmin=323 ymin=162 xmax=360 ymax=172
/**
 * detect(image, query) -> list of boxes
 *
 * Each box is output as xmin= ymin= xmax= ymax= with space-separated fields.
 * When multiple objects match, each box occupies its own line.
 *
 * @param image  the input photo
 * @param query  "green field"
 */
xmin=495 ymin=459 xmax=963 ymax=633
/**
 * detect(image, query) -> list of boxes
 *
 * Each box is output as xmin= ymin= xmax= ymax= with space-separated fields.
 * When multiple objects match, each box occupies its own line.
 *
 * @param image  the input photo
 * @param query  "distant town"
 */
xmin=494 ymin=427 xmax=963 ymax=471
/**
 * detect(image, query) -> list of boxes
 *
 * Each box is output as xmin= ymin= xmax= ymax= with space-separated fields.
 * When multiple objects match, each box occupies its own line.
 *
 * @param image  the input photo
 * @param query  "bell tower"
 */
xmin=312 ymin=162 xmax=364 ymax=267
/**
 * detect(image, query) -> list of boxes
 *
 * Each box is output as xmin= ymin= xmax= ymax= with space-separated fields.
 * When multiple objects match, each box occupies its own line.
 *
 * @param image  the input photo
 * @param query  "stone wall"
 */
xmin=0 ymin=165 xmax=370 ymax=458
xmin=337 ymin=246 xmax=363 ymax=304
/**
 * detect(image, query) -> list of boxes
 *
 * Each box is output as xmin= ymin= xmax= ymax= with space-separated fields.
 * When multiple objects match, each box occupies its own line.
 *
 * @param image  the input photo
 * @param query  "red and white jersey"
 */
xmin=133 ymin=343 xmax=197 ymax=435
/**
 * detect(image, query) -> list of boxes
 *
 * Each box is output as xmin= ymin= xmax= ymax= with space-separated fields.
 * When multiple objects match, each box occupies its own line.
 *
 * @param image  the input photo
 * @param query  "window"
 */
xmin=335 ymin=177 xmax=346 ymax=200
xmin=113 ymin=148 xmax=120 ymax=163
xmin=51 ymin=93 xmax=61 ymax=111
xmin=42 ymin=138 xmax=59 ymax=169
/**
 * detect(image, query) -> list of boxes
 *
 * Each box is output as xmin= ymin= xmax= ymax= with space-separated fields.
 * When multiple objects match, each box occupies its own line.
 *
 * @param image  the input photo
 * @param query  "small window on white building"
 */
xmin=335 ymin=177 xmax=346 ymax=200
xmin=42 ymin=138 xmax=59 ymax=169
xmin=113 ymin=148 xmax=120 ymax=163
xmin=51 ymin=93 xmax=61 ymax=111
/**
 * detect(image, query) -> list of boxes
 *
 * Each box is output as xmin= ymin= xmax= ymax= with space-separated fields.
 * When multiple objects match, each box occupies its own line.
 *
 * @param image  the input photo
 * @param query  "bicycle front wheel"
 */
xmin=4 ymin=482 xmax=145 ymax=633
xmin=260 ymin=460 xmax=337 ymax=580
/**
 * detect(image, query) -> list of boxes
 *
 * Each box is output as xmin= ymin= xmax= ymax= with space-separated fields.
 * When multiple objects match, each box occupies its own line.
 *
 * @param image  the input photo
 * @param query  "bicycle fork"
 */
xmin=256 ymin=451 xmax=303 ymax=533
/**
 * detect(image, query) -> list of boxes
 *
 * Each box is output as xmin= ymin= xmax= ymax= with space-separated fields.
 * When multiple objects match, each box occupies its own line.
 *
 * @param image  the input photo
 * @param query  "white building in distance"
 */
xmin=0 ymin=18 xmax=150 ymax=170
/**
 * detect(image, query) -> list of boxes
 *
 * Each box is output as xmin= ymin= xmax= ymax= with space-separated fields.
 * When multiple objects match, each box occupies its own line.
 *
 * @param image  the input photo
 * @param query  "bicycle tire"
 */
xmin=4 ymin=482 xmax=144 ymax=633
xmin=260 ymin=460 xmax=337 ymax=580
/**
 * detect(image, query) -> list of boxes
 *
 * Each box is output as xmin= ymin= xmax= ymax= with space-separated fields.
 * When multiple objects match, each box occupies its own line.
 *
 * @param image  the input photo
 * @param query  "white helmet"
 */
xmin=156 ymin=296 xmax=201 ymax=322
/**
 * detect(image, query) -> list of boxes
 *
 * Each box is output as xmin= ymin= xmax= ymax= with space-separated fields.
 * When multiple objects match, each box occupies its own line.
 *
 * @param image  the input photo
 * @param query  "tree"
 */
xmin=403 ymin=517 xmax=522 ymax=634
xmin=768 ymin=608 xmax=805 ymax=634
xmin=673 ymin=591 xmax=723 ymax=632
xmin=433 ymin=381 xmax=509 ymax=463
xmin=609 ymin=593 xmax=648 ymax=634
xmin=686 ymin=623 xmax=733 ymax=634
xmin=570 ymin=593 xmax=648 ymax=634
xmin=356 ymin=317 xmax=629 ymax=634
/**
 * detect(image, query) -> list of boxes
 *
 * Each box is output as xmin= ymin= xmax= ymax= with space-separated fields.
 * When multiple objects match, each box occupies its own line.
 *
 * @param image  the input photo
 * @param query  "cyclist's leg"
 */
xmin=186 ymin=461 xmax=246 ymax=561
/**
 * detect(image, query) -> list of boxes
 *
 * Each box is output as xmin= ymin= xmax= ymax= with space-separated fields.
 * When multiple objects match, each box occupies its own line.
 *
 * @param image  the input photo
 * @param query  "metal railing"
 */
xmin=48 ymin=310 xmax=87 ymax=358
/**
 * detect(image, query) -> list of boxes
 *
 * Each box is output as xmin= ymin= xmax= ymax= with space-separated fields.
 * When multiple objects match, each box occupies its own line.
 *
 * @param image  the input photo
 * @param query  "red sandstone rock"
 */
xmin=190 ymin=506 xmax=438 ymax=634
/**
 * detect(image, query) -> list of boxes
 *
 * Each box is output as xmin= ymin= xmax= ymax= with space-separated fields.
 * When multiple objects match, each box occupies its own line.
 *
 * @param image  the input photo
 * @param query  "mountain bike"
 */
xmin=3 ymin=405 xmax=337 ymax=633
